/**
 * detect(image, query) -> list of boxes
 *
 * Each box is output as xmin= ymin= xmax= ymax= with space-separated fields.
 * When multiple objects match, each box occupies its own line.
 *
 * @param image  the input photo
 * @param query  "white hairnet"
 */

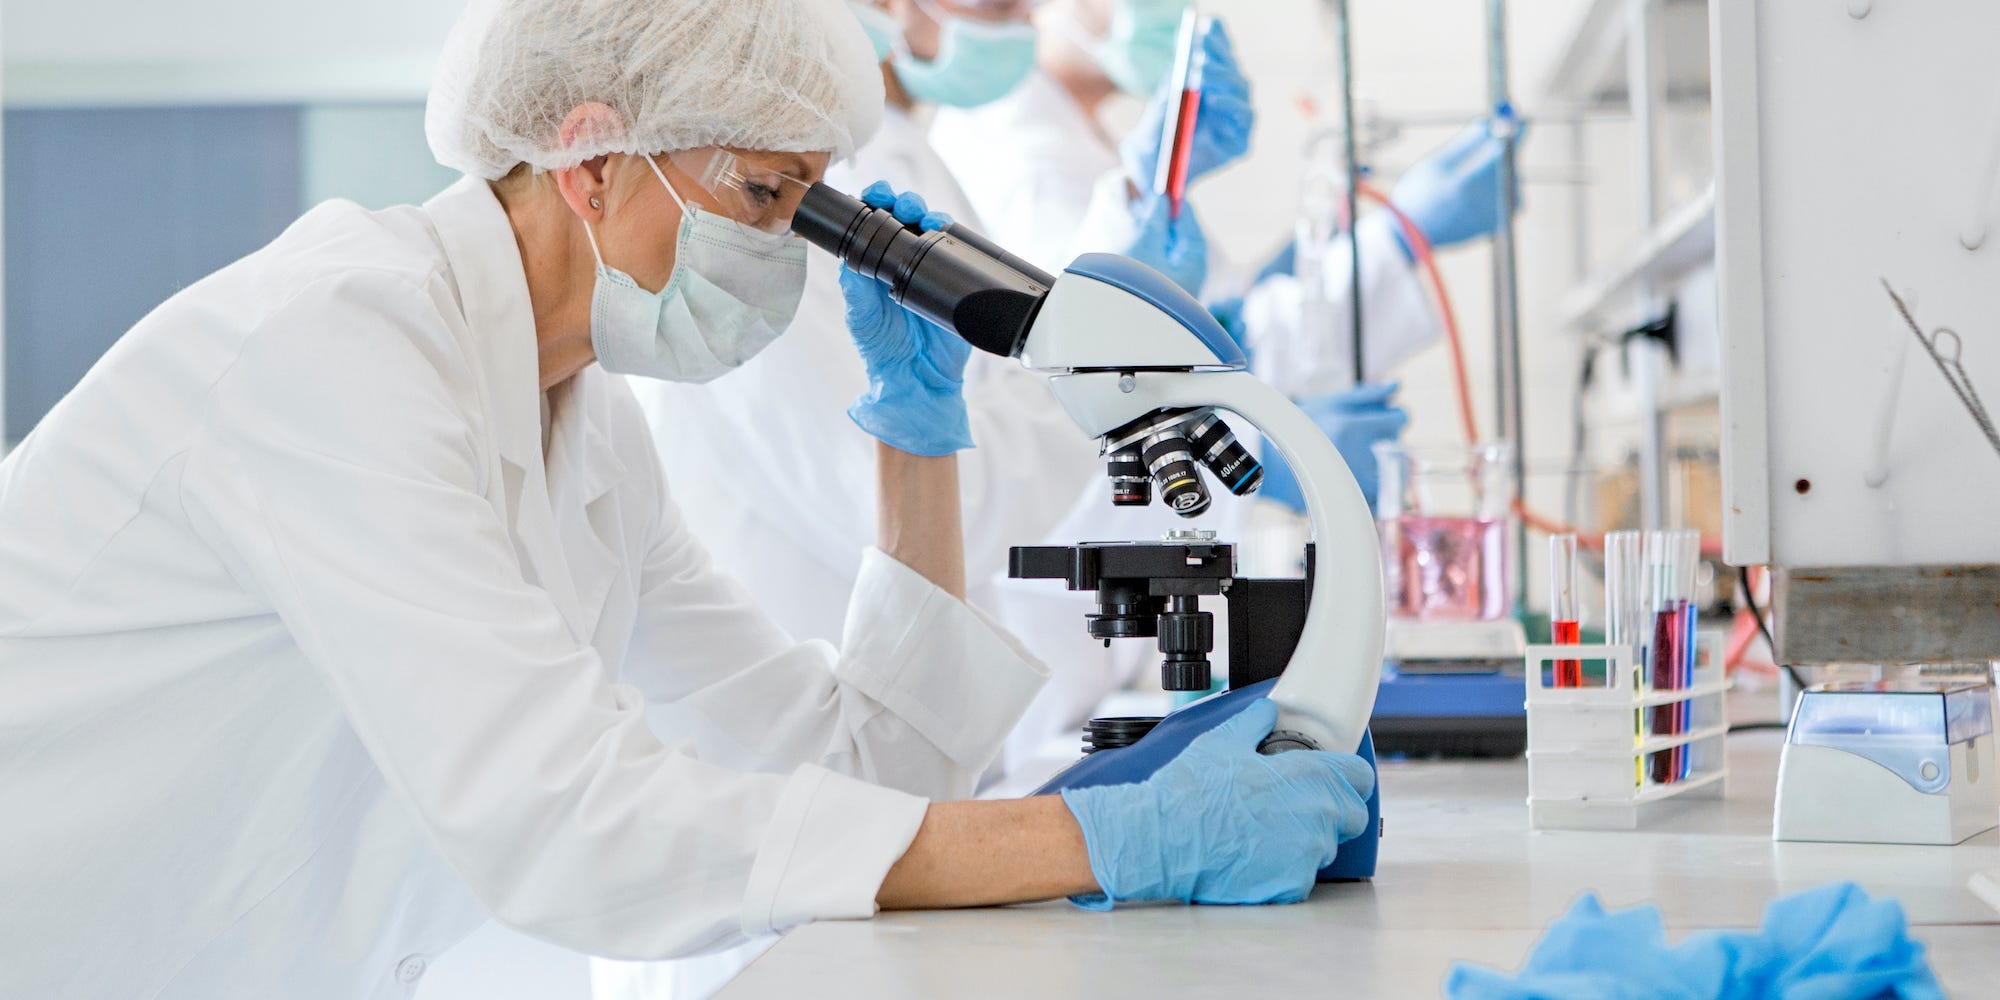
xmin=426 ymin=0 xmax=886 ymax=180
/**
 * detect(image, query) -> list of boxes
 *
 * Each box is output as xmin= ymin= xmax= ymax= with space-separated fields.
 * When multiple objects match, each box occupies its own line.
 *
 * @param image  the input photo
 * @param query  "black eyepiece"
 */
xmin=793 ymin=183 xmax=1052 ymax=360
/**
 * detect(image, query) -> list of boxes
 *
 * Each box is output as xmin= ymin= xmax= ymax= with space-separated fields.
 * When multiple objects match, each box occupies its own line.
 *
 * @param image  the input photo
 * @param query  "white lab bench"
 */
xmin=717 ymin=729 xmax=2000 ymax=998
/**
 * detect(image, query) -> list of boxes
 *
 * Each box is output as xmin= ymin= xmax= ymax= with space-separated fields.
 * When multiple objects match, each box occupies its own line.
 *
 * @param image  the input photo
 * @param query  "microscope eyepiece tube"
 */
xmin=792 ymin=183 xmax=1051 ymax=359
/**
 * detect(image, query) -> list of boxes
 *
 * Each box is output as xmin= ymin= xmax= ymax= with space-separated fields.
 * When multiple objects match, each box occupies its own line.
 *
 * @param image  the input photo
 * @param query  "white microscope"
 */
xmin=793 ymin=184 xmax=1388 ymax=879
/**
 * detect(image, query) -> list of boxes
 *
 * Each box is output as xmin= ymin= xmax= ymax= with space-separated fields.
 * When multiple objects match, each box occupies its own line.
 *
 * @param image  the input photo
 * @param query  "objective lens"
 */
xmin=1185 ymin=410 xmax=1262 ymax=496
xmin=1141 ymin=426 xmax=1211 ymax=517
xmin=1104 ymin=408 xmax=1214 ymax=519
xmin=1106 ymin=445 xmax=1152 ymax=507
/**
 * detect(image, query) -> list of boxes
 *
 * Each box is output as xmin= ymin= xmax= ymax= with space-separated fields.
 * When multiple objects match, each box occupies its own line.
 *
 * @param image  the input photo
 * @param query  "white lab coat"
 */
xmin=0 ymin=176 xmax=1046 ymax=1000
xmin=634 ymin=104 xmax=1202 ymax=787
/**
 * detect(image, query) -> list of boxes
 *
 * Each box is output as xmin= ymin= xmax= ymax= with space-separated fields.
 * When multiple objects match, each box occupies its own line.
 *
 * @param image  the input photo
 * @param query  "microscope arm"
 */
xmin=1044 ymin=369 xmax=1387 ymax=754
xmin=790 ymin=183 xmax=1385 ymax=754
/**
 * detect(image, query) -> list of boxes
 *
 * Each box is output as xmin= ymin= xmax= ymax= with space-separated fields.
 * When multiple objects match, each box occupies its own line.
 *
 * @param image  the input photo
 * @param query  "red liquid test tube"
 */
xmin=1152 ymin=7 xmax=1204 ymax=220
xmin=1548 ymin=534 xmax=1581 ymax=687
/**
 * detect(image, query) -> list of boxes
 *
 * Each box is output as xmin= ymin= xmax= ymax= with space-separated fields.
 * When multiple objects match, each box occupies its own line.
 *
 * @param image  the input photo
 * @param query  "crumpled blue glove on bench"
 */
xmin=1446 ymin=882 xmax=1945 ymax=1000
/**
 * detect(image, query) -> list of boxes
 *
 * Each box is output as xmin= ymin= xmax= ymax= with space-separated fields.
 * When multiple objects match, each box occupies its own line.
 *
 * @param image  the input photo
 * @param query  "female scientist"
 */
xmin=631 ymin=0 xmax=1234 ymax=782
xmin=0 ymin=0 xmax=1371 ymax=997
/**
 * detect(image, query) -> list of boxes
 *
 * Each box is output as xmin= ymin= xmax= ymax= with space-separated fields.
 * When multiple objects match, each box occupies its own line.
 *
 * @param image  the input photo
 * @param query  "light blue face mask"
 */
xmin=891 ymin=2 xmax=1039 ymax=108
xmin=585 ymin=156 xmax=808 ymax=384
xmin=1063 ymin=0 xmax=1186 ymax=97
xmin=848 ymin=1 xmax=899 ymax=62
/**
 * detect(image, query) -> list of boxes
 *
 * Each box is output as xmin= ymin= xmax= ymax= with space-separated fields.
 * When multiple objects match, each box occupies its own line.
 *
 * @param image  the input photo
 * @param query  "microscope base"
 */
xmin=1031 ymin=679 xmax=1382 ymax=882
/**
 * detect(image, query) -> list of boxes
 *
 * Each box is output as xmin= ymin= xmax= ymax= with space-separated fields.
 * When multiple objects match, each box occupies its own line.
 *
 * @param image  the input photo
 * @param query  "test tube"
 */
xmin=1154 ymin=6 xmax=1205 ymax=219
xmin=1643 ymin=530 xmax=1688 ymax=784
xmin=1548 ymin=534 xmax=1581 ymax=687
xmin=1672 ymin=529 xmax=1701 ymax=780
xmin=1602 ymin=530 xmax=1645 ymax=651
xmin=1602 ymin=529 xmax=1646 ymax=784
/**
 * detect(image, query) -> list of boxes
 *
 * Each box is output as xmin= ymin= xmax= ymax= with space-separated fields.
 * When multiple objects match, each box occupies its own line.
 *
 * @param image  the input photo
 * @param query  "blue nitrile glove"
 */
xmin=1756 ymin=882 xmax=1944 ymax=1000
xmin=1120 ymin=20 xmax=1253 ymax=193
xmin=1259 ymin=383 xmax=1409 ymax=515
xmin=1390 ymin=108 xmax=1526 ymax=253
xmin=1123 ymin=194 xmax=1208 ymax=297
xmin=1058 ymin=698 xmax=1374 ymax=909
xmin=841 ymin=181 xmax=974 ymax=456
xmin=1445 ymin=882 xmax=1946 ymax=1000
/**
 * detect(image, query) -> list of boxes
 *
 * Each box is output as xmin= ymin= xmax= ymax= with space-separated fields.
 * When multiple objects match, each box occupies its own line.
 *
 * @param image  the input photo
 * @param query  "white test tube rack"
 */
xmin=1523 ymin=638 xmax=1729 ymax=830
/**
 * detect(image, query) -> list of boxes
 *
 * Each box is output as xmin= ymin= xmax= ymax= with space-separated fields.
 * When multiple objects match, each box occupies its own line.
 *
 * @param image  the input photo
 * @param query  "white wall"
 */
xmin=0 ymin=0 xmax=463 ymax=104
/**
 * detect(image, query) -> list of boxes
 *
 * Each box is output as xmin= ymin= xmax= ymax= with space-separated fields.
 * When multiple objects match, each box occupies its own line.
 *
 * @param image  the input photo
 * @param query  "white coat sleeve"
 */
xmin=178 ymin=270 xmax=945 ymax=960
xmin=623 ymin=475 xmax=1050 ymax=801
xmin=1239 ymin=214 xmax=1439 ymax=398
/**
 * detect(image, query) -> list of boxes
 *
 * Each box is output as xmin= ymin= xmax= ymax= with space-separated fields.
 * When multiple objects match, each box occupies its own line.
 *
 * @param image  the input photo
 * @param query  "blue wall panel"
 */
xmin=4 ymin=106 xmax=302 ymax=440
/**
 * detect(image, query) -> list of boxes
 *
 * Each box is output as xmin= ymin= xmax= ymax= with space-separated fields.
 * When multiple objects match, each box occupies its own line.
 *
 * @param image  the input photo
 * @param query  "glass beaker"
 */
xmin=1372 ymin=441 xmax=1515 ymax=621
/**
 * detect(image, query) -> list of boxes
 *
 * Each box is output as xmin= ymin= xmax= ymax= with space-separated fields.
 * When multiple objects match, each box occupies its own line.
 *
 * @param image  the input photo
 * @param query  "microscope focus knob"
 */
xmin=1156 ymin=601 xmax=1213 ymax=691
xmin=1258 ymin=729 xmax=1321 ymax=754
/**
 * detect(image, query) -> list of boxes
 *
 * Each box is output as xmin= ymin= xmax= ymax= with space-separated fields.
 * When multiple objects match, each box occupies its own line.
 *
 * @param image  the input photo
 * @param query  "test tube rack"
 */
xmin=1523 ymin=638 xmax=1729 ymax=830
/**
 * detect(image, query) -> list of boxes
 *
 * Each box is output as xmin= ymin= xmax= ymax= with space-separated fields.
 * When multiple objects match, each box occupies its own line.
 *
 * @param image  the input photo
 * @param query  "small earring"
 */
xmin=589 ymin=197 xmax=601 ymax=210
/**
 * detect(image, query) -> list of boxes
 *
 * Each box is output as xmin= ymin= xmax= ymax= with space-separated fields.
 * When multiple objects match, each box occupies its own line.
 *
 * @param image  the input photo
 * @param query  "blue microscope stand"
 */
xmin=1031 ymin=678 xmax=1382 ymax=881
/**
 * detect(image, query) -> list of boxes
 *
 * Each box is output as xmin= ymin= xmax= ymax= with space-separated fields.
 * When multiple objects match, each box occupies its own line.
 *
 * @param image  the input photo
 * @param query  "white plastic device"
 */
xmin=1018 ymin=268 xmax=1387 ymax=755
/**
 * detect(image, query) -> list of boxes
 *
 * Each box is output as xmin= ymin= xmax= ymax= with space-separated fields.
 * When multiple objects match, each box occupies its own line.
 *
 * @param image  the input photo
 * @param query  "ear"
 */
xmin=552 ymin=102 xmax=626 ymax=222
xmin=553 ymin=155 xmax=613 ymax=222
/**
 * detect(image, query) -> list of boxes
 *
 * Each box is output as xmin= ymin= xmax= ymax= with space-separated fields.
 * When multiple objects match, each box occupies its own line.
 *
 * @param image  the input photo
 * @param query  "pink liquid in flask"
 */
xmin=1382 ymin=514 xmax=1510 ymax=621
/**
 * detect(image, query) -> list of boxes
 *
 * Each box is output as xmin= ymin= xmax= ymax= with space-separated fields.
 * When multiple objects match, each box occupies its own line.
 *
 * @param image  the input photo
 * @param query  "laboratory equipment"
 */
xmin=1549 ymin=534 xmax=1580 ymax=688
xmin=1375 ymin=442 xmax=1513 ymax=622
xmin=791 ymin=180 xmax=1388 ymax=878
xmin=1098 ymin=408 xmax=1261 ymax=518
xmin=1328 ymin=0 xmax=1364 ymax=383
xmin=1523 ymin=633 xmax=1728 ymax=831
xmin=1152 ymin=5 xmax=1203 ymax=220
xmin=1774 ymin=679 xmax=1998 ymax=846
xmin=1714 ymin=0 xmax=2000 ymax=668
xmin=1643 ymin=529 xmax=1699 ymax=784
xmin=1370 ymin=440 xmax=1527 ymax=758
xmin=1603 ymin=530 xmax=1645 ymax=649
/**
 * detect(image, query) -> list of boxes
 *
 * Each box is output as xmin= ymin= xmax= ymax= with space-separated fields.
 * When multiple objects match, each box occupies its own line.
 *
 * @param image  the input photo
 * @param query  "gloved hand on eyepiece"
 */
xmin=840 ymin=181 xmax=975 ymax=456
xmin=1120 ymin=19 xmax=1253 ymax=193
xmin=1058 ymin=698 xmax=1374 ymax=909
xmin=1123 ymin=193 xmax=1208 ymax=297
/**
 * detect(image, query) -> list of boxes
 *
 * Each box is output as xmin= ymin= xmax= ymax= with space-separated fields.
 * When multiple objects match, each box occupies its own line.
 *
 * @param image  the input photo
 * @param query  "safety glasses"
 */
xmin=660 ymin=148 xmax=814 ymax=236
